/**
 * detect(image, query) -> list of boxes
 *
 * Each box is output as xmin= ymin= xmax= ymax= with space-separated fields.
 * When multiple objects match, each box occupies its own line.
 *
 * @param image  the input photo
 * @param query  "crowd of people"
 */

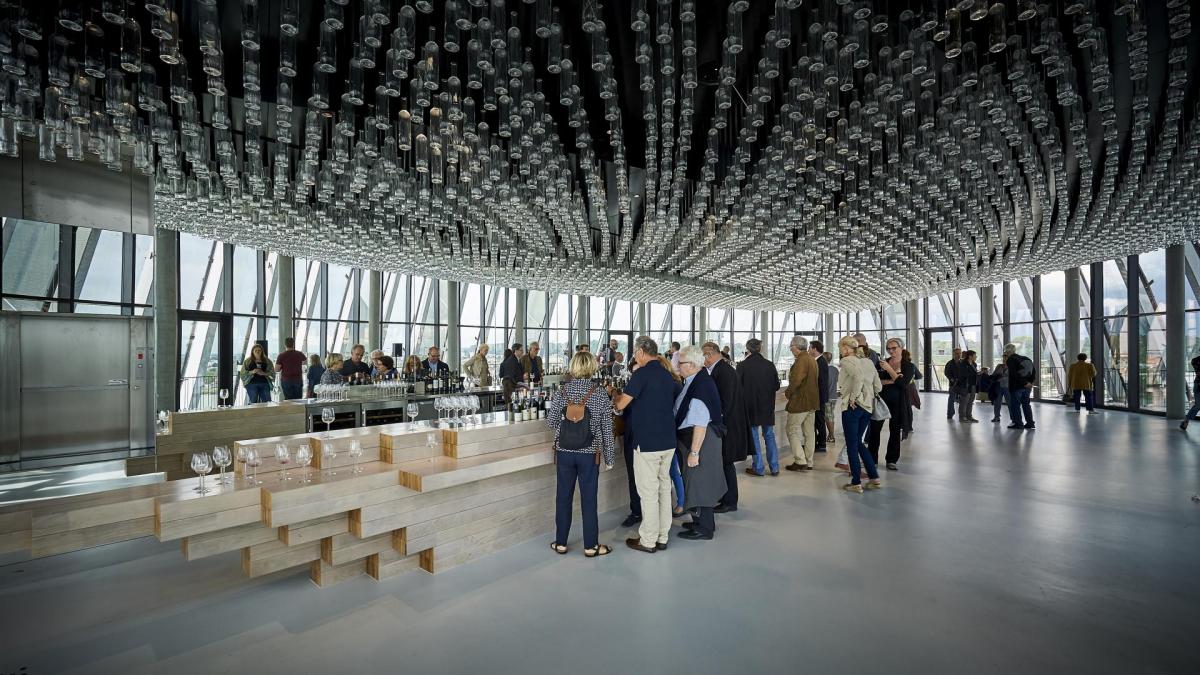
xmin=539 ymin=331 xmax=1093 ymax=555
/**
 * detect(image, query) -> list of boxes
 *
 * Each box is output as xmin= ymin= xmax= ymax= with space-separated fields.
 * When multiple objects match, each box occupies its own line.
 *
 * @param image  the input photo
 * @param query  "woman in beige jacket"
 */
xmin=461 ymin=344 xmax=492 ymax=386
xmin=838 ymin=336 xmax=882 ymax=493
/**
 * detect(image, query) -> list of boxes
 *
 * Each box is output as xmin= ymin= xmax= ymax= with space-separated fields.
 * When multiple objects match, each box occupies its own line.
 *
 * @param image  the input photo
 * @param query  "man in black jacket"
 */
xmin=703 ymin=342 xmax=750 ymax=512
xmin=1003 ymin=343 xmax=1037 ymax=429
xmin=737 ymin=339 xmax=782 ymax=476
xmin=810 ymin=340 xmax=829 ymax=452
xmin=944 ymin=348 xmax=962 ymax=419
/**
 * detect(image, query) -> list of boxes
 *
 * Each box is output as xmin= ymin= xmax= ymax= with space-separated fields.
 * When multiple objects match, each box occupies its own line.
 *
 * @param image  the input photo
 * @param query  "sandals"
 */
xmin=550 ymin=542 xmax=568 ymax=555
xmin=584 ymin=544 xmax=612 ymax=558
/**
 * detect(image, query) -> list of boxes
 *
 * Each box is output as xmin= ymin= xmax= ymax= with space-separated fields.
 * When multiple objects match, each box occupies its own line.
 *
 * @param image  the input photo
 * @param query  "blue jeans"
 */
xmin=991 ymin=389 xmax=1008 ymax=420
xmin=1072 ymin=389 xmax=1095 ymax=412
xmin=946 ymin=389 xmax=956 ymax=417
xmin=670 ymin=455 xmax=685 ymax=510
xmin=841 ymin=406 xmax=877 ymax=485
xmin=1008 ymin=387 xmax=1033 ymax=426
xmin=1187 ymin=384 xmax=1200 ymax=420
xmin=555 ymin=451 xmax=600 ymax=549
xmin=245 ymin=383 xmax=272 ymax=403
xmin=280 ymin=380 xmax=304 ymax=400
xmin=750 ymin=425 xmax=780 ymax=474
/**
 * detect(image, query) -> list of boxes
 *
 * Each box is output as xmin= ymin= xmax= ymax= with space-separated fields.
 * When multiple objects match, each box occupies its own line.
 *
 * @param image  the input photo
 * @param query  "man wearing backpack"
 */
xmin=1003 ymin=343 xmax=1037 ymax=430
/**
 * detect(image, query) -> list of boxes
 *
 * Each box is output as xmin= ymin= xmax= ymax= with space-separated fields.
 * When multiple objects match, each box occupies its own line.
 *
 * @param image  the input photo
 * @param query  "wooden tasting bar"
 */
xmin=0 ymin=396 xmax=789 ymax=588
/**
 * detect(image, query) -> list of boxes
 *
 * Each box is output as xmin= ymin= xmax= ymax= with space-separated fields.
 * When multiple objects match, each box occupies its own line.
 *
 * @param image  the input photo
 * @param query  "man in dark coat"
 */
xmin=737 ymin=338 xmax=782 ymax=476
xmin=810 ymin=340 xmax=829 ymax=452
xmin=703 ymin=342 xmax=750 ymax=513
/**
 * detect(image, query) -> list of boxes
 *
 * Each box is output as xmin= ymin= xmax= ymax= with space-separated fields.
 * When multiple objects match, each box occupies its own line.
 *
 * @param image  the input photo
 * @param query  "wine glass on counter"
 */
xmin=245 ymin=447 xmax=262 ymax=485
xmin=470 ymin=395 xmax=481 ymax=422
xmin=212 ymin=445 xmax=232 ymax=485
xmin=406 ymin=401 xmax=420 ymax=423
xmin=191 ymin=452 xmax=213 ymax=495
xmin=322 ymin=442 xmax=338 ymax=477
xmin=218 ymin=388 xmax=230 ymax=408
xmin=275 ymin=443 xmax=292 ymax=482
xmin=295 ymin=445 xmax=313 ymax=483
xmin=156 ymin=410 xmax=170 ymax=433
xmin=349 ymin=439 xmax=363 ymax=473
xmin=321 ymin=407 xmax=336 ymax=437
xmin=236 ymin=446 xmax=249 ymax=483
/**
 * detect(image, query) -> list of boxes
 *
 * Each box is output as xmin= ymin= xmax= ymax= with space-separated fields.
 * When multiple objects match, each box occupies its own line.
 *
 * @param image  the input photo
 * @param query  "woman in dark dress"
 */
xmin=879 ymin=338 xmax=916 ymax=471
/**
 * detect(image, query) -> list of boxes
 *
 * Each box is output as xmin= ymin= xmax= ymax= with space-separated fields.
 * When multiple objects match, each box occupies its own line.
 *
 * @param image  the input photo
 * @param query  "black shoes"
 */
xmin=1025 ymin=423 xmax=1036 ymax=430
xmin=744 ymin=467 xmax=764 ymax=477
xmin=1007 ymin=423 xmax=1025 ymax=429
xmin=678 ymin=529 xmax=713 ymax=541
xmin=815 ymin=446 xmax=827 ymax=453
xmin=785 ymin=463 xmax=806 ymax=472
xmin=714 ymin=504 xmax=737 ymax=513
xmin=625 ymin=537 xmax=657 ymax=554
xmin=655 ymin=542 xmax=669 ymax=551
xmin=621 ymin=514 xmax=642 ymax=527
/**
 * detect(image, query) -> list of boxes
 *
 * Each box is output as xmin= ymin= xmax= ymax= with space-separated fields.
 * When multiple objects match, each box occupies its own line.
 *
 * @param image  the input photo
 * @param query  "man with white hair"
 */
xmin=784 ymin=335 xmax=821 ymax=472
xmin=673 ymin=345 xmax=727 ymax=541
xmin=1003 ymin=343 xmax=1037 ymax=429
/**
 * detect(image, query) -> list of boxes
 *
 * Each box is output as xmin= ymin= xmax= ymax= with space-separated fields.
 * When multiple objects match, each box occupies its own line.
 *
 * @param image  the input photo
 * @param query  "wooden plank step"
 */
xmin=367 ymin=548 xmax=423 ymax=580
xmin=352 ymin=468 xmax=556 ymax=539
xmin=443 ymin=419 xmax=547 ymax=447
xmin=0 ymin=530 xmax=31 ymax=556
xmin=397 ymin=445 xmax=554 ymax=492
xmin=182 ymin=522 xmax=278 ymax=561
xmin=31 ymin=517 xmax=155 ymax=558
xmin=307 ymin=436 xmax=382 ymax=470
xmin=261 ymin=462 xmax=399 ymax=513
xmin=279 ymin=514 xmax=348 ymax=546
xmin=242 ymin=539 xmax=322 ymax=578
xmin=266 ymin=482 xmax=414 ymax=528
xmin=310 ymin=558 xmax=367 ymax=587
xmin=321 ymin=532 xmax=394 ymax=566
xmin=154 ymin=481 xmax=262 ymax=541
xmin=445 ymin=429 xmax=555 ymax=459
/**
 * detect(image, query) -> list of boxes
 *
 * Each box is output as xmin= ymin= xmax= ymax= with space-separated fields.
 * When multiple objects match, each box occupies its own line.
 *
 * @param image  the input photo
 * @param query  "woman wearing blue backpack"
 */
xmin=546 ymin=351 xmax=616 ymax=557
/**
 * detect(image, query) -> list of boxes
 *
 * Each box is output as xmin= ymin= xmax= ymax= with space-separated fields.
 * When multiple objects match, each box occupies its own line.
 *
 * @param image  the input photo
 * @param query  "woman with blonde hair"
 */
xmin=320 ymin=353 xmax=345 ymax=385
xmin=545 ymin=351 xmax=615 ymax=557
xmin=239 ymin=344 xmax=276 ymax=403
xmin=838 ymin=336 xmax=882 ymax=493
xmin=462 ymin=343 xmax=492 ymax=386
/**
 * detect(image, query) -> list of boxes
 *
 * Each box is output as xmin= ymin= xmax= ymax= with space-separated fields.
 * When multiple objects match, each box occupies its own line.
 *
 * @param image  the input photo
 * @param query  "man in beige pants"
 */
xmin=784 ymin=336 xmax=820 ymax=472
xmin=609 ymin=336 xmax=679 ymax=553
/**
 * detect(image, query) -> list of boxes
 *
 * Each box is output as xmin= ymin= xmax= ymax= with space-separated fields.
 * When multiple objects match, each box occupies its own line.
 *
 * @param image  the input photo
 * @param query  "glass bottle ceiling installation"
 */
xmin=1 ymin=0 xmax=1197 ymax=311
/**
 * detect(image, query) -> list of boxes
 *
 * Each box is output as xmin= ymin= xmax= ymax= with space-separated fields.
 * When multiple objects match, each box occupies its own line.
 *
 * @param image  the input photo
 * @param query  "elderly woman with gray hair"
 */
xmin=672 ymin=345 xmax=728 ymax=541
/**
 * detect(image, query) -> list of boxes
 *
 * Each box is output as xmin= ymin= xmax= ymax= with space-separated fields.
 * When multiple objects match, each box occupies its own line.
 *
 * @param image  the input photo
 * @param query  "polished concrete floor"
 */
xmin=1 ymin=396 xmax=1196 ymax=675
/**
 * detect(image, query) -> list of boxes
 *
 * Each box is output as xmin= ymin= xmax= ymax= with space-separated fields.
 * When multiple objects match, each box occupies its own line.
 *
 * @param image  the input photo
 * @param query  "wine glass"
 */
xmin=321 ymin=407 xmax=336 ymax=437
xmin=157 ymin=410 xmax=170 ymax=433
xmin=245 ymin=447 xmax=262 ymax=485
xmin=218 ymin=388 xmax=230 ymax=408
xmin=212 ymin=446 xmax=232 ymax=485
xmin=349 ymin=439 xmax=363 ymax=473
xmin=470 ymin=395 xmax=481 ymax=422
xmin=322 ymin=442 xmax=338 ymax=477
xmin=191 ymin=452 xmax=213 ymax=494
xmin=426 ymin=432 xmax=436 ymax=449
xmin=295 ymin=445 xmax=313 ymax=483
xmin=407 ymin=401 xmax=420 ymax=422
xmin=275 ymin=443 xmax=292 ymax=481
xmin=236 ymin=446 xmax=249 ymax=483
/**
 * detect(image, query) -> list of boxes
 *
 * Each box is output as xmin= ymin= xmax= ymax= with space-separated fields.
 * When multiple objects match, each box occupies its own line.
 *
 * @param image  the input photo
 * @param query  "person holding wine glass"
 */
xmin=521 ymin=341 xmax=544 ymax=384
xmin=239 ymin=344 xmax=276 ymax=404
xmin=499 ymin=343 xmax=525 ymax=402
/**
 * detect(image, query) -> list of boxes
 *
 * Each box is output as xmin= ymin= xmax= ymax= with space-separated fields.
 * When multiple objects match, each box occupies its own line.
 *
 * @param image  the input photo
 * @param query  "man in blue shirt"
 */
xmin=611 ymin=336 xmax=679 ymax=554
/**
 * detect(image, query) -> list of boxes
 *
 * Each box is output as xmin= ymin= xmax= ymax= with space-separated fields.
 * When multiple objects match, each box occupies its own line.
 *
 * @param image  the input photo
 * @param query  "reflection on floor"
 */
xmin=1 ymin=396 xmax=1196 ymax=675
xmin=0 ymin=460 xmax=165 ymax=507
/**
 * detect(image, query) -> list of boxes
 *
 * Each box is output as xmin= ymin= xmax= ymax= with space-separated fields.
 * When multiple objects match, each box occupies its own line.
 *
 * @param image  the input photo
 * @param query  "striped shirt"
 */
xmin=545 ymin=378 xmax=616 ymax=466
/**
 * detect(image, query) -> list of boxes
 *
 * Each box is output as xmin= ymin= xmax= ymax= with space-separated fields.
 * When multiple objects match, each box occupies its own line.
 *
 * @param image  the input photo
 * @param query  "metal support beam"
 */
xmin=1065 ymin=268 xmax=1080 ymax=363
xmin=514 ymin=289 xmax=528 ymax=345
xmin=153 ymin=228 xmax=178 ymax=412
xmin=277 ymin=256 xmax=294 ymax=355
xmin=574 ymin=295 xmax=590 ymax=348
xmin=445 ymin=281 xmax=461 ymax=369
xmin=1166 ymin=245 xmax=1186 ymax=419
xmin=980 ymin=287 xmax=994 ymax=368
xmin=367 ymin=270 xmax=382 ymax=350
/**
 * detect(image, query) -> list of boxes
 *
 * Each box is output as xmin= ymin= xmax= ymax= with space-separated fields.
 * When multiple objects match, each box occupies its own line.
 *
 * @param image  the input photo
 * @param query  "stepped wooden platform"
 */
xmin=0 ymin=418 xmax=627 ymax=588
